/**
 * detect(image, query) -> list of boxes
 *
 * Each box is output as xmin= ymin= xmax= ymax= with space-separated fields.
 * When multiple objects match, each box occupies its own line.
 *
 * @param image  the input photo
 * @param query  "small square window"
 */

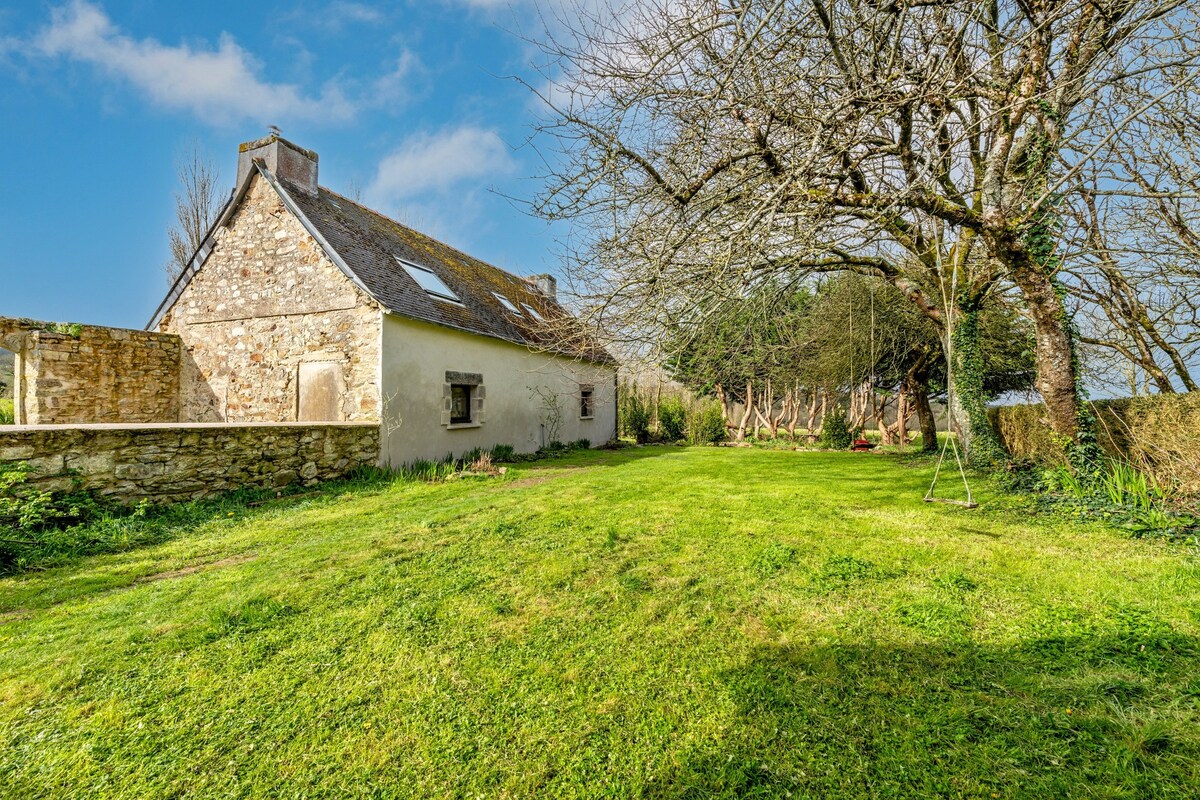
xmin=451 ymin=384 xmax=473 ymax=424
xmin=580 ymin=385 xmax=594 ymax=419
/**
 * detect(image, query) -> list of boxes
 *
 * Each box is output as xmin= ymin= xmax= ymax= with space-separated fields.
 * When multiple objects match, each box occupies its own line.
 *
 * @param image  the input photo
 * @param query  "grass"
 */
xmin=2 ymin=447 xmax=1198 ymax=798
xmin=0 ymin=398 xmax=13 ymax=425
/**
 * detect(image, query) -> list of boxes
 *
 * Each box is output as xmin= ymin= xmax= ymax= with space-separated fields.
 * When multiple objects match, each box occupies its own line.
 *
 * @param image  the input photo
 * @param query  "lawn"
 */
xmin=2 ymin=447 xmax=1198 ymax=798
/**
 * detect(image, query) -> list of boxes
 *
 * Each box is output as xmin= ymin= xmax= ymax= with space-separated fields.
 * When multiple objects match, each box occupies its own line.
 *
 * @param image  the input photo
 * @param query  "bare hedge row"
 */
xmin=989 ymin=393 xmax=1200 ymax=494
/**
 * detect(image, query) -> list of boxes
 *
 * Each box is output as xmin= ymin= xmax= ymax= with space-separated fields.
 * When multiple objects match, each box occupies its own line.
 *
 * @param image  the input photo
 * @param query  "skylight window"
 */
xmin=522 ymin=304 xmax=544 ymax=322
xmin=492 ymin=292 xmax=521 ymax=314
xmin=396 ymin=257 xmax=460 ymax=303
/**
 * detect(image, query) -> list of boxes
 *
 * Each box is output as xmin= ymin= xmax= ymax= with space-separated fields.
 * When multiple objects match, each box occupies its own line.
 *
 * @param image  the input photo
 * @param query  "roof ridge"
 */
xmin=317 ymin=185 xmax=548 ymax=293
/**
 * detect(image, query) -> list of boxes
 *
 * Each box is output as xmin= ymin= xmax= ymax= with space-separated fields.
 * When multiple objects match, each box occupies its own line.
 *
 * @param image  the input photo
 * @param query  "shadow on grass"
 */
xmin=659 ymin=626 xmax=1200 ymax=798
xmin=0 ymin=473 xmax=401 ymax=577
xmin=513 ymin=443 xmax=681 ymax=472
xmin=0 ymin=446 xmax=674 ymax=577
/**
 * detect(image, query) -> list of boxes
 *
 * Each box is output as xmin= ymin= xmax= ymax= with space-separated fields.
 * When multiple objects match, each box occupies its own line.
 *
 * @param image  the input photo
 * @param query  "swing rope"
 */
xmin=924 ymin=228 xmax=978 ymax=509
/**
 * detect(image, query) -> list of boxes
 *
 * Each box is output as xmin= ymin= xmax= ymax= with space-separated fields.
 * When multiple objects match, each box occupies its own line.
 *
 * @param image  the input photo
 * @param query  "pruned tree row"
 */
xmin=527 ymin=0 xmax=1200 ymax=466
xmin=663 ymin=275 xmax=1032 ymax=449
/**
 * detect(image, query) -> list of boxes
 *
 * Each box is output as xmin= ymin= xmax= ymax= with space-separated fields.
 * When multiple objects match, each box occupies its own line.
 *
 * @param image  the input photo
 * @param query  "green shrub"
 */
xmin=818 ymin=413 xmax=853 ymax=450
xmin=0 ymin=462 xmax=97 ymax=531
xmin=0 ymin=399 xmax=13 ymax=425
xmin=571 ymin=438 xmax=591 ymax=450
xmin=490 ymin=444 xmax=516 ymax=462
xmin=0 ymin=462 xmax=109 ymax=572
xmin=0 ymin=463 xmax=62 ymax=531
xmin=619 ymin=388 xmax=651 ymax=443
xmin=687 ymin=401 xmax=727 ymax=444
xmin=1033 ymin=457 xmax=1196 ymax=540
xmin=659 ymin=396 xmax=687 ymax=441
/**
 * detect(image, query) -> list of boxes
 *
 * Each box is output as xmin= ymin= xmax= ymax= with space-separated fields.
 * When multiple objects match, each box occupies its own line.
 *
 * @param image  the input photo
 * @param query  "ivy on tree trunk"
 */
xmin=949 ymin=307 xmax=1007 ymax=467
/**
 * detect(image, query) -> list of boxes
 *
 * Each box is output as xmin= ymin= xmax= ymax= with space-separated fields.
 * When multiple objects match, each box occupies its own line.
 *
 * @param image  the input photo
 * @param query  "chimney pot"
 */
xmin=530 ymin=274 xmax=557 ymax=300
xmin=236 ymin=134 xmax=318 ymax=195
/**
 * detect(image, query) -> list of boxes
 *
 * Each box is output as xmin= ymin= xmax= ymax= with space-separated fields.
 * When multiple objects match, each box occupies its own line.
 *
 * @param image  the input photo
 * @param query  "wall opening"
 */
xmin=0 ymin=347 xmax=15 ymax=424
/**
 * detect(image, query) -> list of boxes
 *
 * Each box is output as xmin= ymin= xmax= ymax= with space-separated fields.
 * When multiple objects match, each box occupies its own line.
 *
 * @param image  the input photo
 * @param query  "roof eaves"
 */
xmin=379 ymin=308 xmax=616 ymax=366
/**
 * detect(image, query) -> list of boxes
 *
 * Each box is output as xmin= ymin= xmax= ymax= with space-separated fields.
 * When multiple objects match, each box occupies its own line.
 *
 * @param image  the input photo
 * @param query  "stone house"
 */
xmin=148 ymin=134 xmax=617 ymax=464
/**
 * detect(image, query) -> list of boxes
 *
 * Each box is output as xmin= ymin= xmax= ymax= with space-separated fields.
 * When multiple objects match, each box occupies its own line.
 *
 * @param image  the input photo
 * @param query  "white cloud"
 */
xmin=282 ymin=2 xmax=385 ymax=33
xmin=367 ymin=126 xmax=517 ymax=202
xmin=365 ymin=126 xmax=521 ymax=247
xmin=32 ymin=1 xmax=354 ymax=124
xmin=371 ymin=49 xmax=421 ymax=105
xmin=328 ymin=2 xmax=385 ymax=23
xmin=447 ymin=0 xmax=522 ymax=9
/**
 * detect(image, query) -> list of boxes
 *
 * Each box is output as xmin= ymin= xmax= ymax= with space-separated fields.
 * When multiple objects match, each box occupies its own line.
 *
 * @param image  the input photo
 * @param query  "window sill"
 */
xmin=446 ymin=422 xmax=482 ymax=430
xmin=579 ymin=416 xmax=595 ymax=421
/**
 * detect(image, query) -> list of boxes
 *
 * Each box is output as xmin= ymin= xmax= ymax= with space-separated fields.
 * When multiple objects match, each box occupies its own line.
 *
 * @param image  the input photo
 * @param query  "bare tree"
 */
xmin=528 ymin=0 xmax=1197 ymax=463
xmin=166 ymin=144 xmax=223 ymax=283
xmin=1060 ymin=74 xmax=1200 ymax=394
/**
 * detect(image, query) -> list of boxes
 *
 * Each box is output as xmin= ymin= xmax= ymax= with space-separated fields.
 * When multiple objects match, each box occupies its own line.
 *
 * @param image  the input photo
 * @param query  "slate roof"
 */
xmin=150 ymin=163 xmax=615 ymax=366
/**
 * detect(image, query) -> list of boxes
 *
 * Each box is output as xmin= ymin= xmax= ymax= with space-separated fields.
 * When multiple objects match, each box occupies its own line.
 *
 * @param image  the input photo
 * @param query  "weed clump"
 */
xmin=811 ymin=554 xmax=897 ymax=592
xmin=1036 ymin=458 xmax=1198 ymax=542
xmin=751 ymin=541 xmax=797 ymax=577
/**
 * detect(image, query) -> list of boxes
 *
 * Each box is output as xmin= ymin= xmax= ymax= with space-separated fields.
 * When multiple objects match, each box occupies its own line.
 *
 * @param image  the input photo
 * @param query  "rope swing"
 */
xmin=924 ymin=232 xmax=978 ymax=509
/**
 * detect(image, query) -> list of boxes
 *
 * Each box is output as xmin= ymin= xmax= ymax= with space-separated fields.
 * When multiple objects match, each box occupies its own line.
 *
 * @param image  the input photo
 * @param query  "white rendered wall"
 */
xmin=380 ymin=313 xmax=617 ymax=464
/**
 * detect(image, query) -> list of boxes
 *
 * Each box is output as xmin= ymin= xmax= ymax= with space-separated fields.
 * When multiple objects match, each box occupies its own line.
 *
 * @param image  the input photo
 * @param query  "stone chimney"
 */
xmin=236 ymin=133 xmax=319 ymax=195
xmin=529 ymin=274 xmax=557 ymax=300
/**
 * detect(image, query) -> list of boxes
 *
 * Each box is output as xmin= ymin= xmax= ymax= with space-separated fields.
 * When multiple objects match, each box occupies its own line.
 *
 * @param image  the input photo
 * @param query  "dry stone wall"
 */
xmin=0 ymin=319 xmax=181 ymax=425
xmin=0 ymin=423 xmax=380 ymax=504
xmin=159 ymin=176 xmax=381 ymax=424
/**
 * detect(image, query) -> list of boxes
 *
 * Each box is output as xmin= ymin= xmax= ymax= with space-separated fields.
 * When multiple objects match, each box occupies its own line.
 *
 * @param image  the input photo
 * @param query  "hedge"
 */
xmin=989 ymin=393 xmax=1200 ymax=494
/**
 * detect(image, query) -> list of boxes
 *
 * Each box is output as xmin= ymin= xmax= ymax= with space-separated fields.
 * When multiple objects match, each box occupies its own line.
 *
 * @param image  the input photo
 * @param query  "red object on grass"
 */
xmin=851 ymin=438 xmax=875 ymax=451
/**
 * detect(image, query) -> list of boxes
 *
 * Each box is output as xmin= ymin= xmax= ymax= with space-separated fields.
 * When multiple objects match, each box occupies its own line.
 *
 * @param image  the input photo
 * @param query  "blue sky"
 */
xmin=0 ymin=0 xmax=567 ymax=329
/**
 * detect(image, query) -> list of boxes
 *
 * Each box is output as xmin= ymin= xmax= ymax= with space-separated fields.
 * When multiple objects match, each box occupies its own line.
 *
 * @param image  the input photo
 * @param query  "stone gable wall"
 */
xmin=0 ymin=423 xmax=380 ymax=504
xmin=158 ymin=176 xmax=381 ymax=424
xmin=0 ymin=319 xmax=181 ymax=425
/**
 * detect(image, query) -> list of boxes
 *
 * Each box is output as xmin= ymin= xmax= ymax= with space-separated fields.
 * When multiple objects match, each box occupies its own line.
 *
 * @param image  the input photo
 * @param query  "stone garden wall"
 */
xmin=0 ymin=318 xmax=181 ymax=425
xmin=0 ymin=422 xmax=380 ymax=504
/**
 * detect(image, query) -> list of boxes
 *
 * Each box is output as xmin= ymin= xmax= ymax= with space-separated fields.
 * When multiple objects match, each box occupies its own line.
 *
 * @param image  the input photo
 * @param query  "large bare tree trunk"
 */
xmin=1008 ymin=264 xmax=1081 ymax=443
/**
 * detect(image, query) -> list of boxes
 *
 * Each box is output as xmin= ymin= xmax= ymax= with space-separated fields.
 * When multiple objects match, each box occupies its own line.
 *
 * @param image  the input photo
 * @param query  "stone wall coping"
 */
xmin=0 ymin=315 xmax=180 ymax=341
xmin=2 ymin=422 xmax=381 ymax=433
